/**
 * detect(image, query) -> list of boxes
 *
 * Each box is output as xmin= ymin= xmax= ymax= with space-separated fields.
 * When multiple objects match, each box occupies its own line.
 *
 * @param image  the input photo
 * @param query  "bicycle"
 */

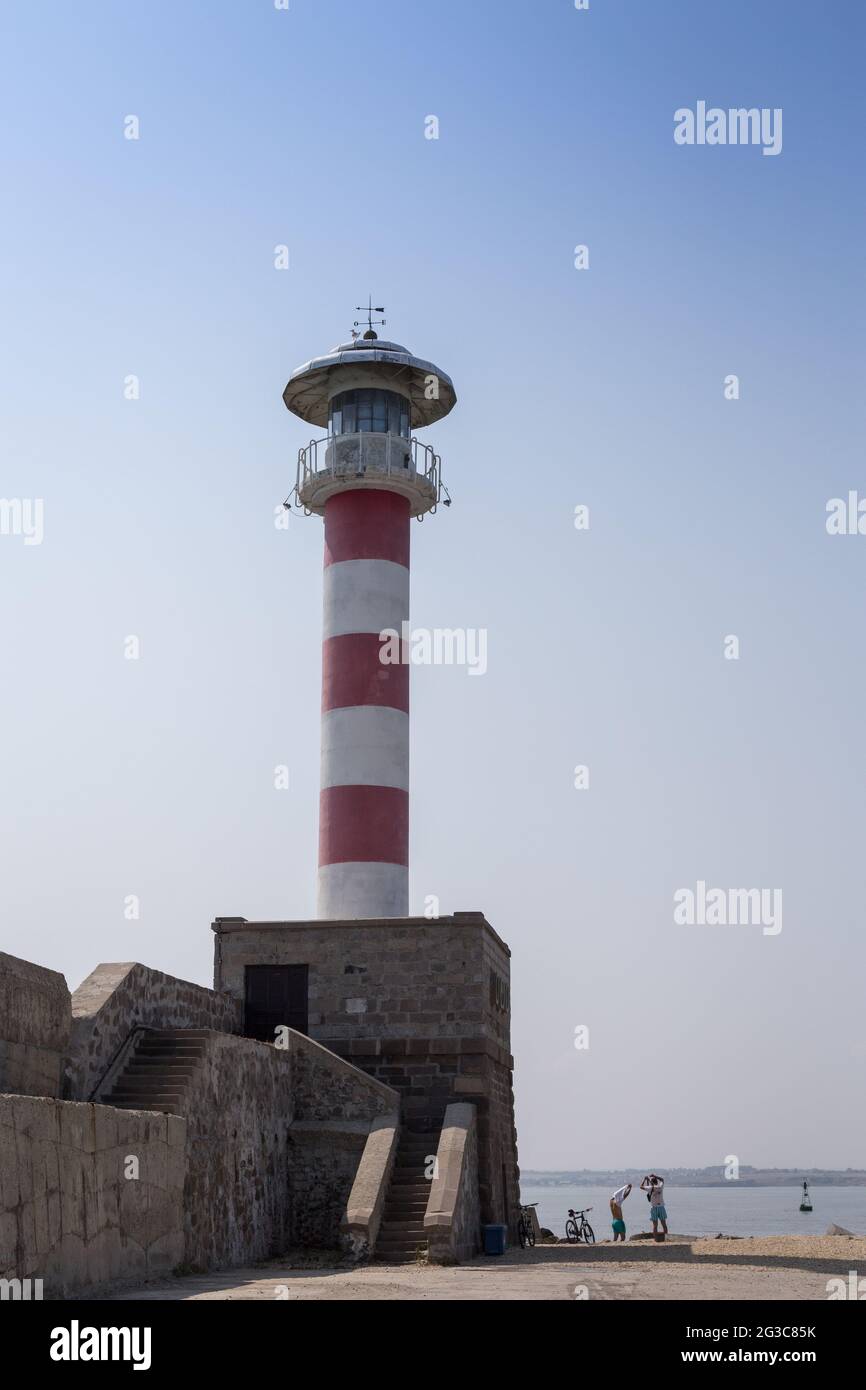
xmin=517 ymin=1201 xmax=538 ymax=1248
xmin=565 ymin=1207 xmax=595 ymax=1244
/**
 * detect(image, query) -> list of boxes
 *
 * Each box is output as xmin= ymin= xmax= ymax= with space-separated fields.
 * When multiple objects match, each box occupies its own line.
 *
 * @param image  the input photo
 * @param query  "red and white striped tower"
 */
xmin=283 ymin=321 xmax=456 ymax=919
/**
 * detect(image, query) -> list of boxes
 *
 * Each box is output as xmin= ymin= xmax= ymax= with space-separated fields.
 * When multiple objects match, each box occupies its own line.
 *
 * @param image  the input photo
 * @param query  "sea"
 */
xmin=518 ymin=1184 xmax=866 ymax=1241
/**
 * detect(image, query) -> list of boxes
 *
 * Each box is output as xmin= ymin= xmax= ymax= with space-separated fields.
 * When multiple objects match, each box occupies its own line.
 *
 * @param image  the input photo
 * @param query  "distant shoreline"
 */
xmin=522 ymin=1170 xmax=866 ymax=1188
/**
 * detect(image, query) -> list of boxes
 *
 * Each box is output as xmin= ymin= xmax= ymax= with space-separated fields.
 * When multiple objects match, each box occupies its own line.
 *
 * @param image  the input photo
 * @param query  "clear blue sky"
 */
xmin=1 ymin=0 xmax=863 ymax=1169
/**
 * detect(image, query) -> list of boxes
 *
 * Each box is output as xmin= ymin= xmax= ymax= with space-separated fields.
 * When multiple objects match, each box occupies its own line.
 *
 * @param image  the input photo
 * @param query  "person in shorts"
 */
xmin=640 ymin=1173 xmax=668 ymax=1240
xmin=609 ymin=1182 xmax=632 ymax=1241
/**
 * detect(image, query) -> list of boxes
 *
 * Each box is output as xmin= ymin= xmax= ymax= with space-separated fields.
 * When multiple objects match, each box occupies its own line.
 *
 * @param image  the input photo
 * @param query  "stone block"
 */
xmin=0 ymin=953 xmax=71 ymax=1098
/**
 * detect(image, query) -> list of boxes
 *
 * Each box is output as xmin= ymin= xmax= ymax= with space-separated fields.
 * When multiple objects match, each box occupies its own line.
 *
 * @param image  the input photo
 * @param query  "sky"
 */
xmin=1 ymin=0 xmax=863 ymax=1171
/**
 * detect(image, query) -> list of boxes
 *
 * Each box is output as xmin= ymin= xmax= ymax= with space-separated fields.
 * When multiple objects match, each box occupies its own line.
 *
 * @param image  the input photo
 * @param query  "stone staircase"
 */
xmin=102 ymin=1029 xmax=209 ymax=1113
xmin=375 ymin=1127 xmax=440 ymax=1264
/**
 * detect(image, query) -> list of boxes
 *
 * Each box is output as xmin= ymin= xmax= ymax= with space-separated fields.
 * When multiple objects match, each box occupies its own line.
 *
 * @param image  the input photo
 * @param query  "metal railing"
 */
xmin=88 ymin=1024 xmax=160 ymax=1101
xmin=294 ymin=432 xmax=442 ymax=513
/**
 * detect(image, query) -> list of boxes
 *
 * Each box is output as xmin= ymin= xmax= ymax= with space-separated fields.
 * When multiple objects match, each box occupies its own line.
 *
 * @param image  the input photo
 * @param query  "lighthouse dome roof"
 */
xmin=283 ymin=335 xmax=456 ymax=429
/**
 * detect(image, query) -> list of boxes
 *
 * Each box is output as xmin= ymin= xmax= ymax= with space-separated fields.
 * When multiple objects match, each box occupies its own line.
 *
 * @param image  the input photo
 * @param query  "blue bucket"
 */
xmin=482 ymin=1223 xmax=508 ymax=1256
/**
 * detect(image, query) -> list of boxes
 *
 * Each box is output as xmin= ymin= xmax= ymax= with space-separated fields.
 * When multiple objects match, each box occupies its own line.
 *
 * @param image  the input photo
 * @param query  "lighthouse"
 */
xmin=283 ymin=309 xmax=456 ymax=919
xmin=213 ymin=316 xmax=518 ymax=1247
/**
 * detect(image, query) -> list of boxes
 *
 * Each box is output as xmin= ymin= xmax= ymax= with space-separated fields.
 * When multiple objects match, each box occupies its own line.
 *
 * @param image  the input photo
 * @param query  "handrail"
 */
xmin=293 ymin=432 xmax=442 ymax=513
xmin=88 ymin=1024 xmax=160 ymax=1101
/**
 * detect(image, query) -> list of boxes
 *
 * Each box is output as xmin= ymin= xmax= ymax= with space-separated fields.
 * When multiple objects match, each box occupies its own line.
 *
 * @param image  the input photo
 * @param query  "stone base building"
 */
xmin=213 ymin=912 xmax=520 ymax=1237
xmin=0 ymin=912 xmax=520 ymax=1296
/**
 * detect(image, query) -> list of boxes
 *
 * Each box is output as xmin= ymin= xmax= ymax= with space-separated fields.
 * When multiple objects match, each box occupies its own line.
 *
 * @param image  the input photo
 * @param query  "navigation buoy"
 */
xmin=799 ymin=1180 xmax=812 ymax=1213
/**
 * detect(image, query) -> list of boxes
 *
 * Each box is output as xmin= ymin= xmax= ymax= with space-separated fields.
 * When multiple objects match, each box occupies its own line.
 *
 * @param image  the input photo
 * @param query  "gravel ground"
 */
xmin=101 ymin=1235 xmax=866 ymax=1301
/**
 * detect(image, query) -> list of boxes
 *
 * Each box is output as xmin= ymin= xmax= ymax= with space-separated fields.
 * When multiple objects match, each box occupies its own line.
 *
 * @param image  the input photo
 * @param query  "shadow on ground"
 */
xmin=484 ymin=1239 xmax=860 ymax=1277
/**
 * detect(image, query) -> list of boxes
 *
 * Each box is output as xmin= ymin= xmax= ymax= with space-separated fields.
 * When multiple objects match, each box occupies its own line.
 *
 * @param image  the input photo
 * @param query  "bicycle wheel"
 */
xmin=527 ymin=1224 xmax=536 ymax=1248
xmin=581 ymin=1221 xmax=595 ymax=1245
xmin=565 ymin=1218 xmax=578 ymax=1243
xmin=518 ymin=1219 xmax=527 ymax=1249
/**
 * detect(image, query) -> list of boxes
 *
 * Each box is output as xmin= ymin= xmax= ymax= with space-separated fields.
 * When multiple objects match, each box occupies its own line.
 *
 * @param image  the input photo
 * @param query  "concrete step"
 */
xmin=148 ymin=1030 xmax=212 ymax=1037
xmin=108 ymin=1089 xmax=187 ymax=1100
xmin=136 ymin=1045 xmax=206 ymax=1056
xmin=136 ymin=1050 xmax=205 ymax=1061
xmin=111 ymin=1078 xmax=188 ymax=1088
xmin=122 ymin=1067 xmax=198 ymax=1078
xmin=373 ymin=1120 xmax=440 ymax=1262
xmin=110 ymin=1080 xmax=188 ymax=1091
xmin=117 ymin=1068 xmax=191 ymax=1077
xmin=124 ymin=1051 xmax=201 ymax=1062
xmin=102 ymin=1029 xmax=207 ymax=1114
xmin=125 ymin=1067 xmax=199 ymax=1077
xmin=109 ymin=1091 xmax=187 ymax=1103
xmin=138 ymin=1036 xmax=207 ymax=1044
xmin=113 ymin=1073 xmax=194 ymax=1086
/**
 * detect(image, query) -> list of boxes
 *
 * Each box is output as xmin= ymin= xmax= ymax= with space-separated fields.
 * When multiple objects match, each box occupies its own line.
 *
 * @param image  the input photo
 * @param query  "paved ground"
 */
xmin=102 ymin=1236 xmax=866 ymax=1301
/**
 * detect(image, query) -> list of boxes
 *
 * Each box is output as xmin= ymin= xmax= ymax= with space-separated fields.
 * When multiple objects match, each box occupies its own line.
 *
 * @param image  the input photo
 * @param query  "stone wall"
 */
xmin=286 ymin=1031 xmax=398 ymax=1250
xmin=0 ymin=952 xmax=71 ymax=1099
xmin=288 ymin=1127 xmax=368 ymax=1248
xmin=0 ymin=945 xmax=404 ymax=1289
xmin=291 ymin=1029 xmax=398 ymax=1124
xmin=179 ymin=1029 xmax=398 ymax=1267
xmin=213 ymin=913 xmax=506 ymax=1042
xmin=425 ymin=1102 xmax=480 ymax=1264
xmin=340 ymin=1115 xmax=400 ymax=1260
xmin=449 ymin=1108 xmax=481 ymax=1261
xmin=67 ymin=962 xmax=241 ymax=1101
xmin=0 ymin=1094 xmax=185 ymax=1298
xmin=179 ymin=1032 xmax=295 ymax=1271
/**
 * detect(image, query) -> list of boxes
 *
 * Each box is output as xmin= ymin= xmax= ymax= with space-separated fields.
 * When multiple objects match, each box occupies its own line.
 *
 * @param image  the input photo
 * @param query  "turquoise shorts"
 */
xmin=612 ymin=1219 xmax=625 ymax=1234
xmin=651 ymin=1204 xmax=667 ymax=1221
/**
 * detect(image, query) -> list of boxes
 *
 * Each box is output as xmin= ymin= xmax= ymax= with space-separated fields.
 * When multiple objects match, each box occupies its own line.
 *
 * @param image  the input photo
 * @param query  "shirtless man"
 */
xmin=609 ymin=1182 xmax=632 ymax=1242
xmin=640 ymin=1173 xmax=668 ymax=1241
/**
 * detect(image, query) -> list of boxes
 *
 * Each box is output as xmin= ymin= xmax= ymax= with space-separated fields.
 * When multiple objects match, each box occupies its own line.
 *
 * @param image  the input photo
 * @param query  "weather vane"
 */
xmin=353 ymin=296 xmax=386 ymax=338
